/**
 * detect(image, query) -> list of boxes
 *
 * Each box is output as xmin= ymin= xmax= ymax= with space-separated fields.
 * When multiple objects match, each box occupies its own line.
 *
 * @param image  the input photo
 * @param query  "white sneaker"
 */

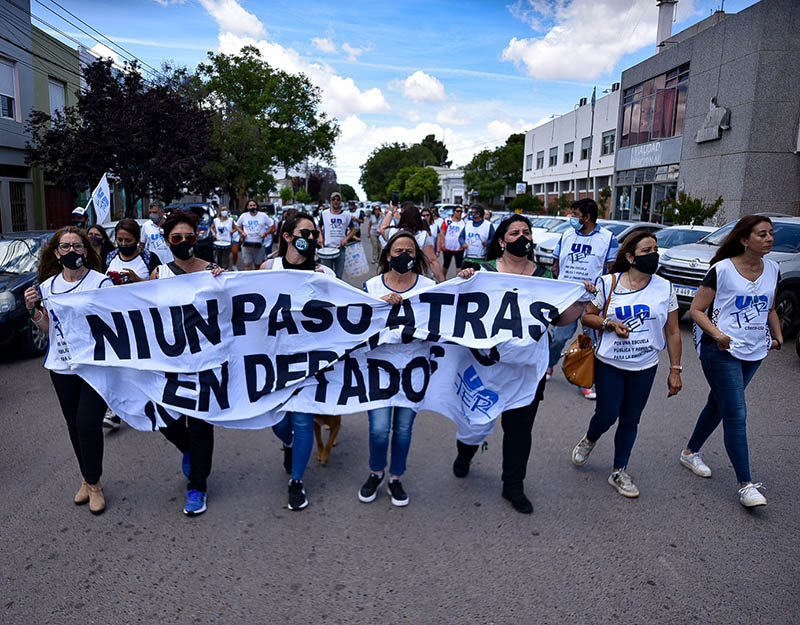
xmin=608 ymin=470 xmax=639 ymax=498
xmin=738 ymin=482 xmax=767 ymax=507
xmin=581 ymin=387 xmax=596 ymax=400
xmin=679 ymin=451 xmax=712 ymax=477
xmin=545 ymin=367 xmax=554 ymax=381
xmin=102 ymin=409 xmax=120 ymax=430
xmin=571 ymin=436 xmax=595 ymax=466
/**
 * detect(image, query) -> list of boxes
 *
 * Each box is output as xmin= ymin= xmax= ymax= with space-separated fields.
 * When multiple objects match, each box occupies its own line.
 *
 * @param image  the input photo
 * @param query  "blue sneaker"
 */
xmin=182 ymin=452 xmax=191 ymax=478
xmin=183 ymin=489 xmax=207 ymax=516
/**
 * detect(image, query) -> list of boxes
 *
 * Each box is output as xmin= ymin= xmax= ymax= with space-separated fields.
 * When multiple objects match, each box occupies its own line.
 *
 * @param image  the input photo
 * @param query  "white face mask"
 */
xmin=221 ymin=210 xmax=229 ymax=218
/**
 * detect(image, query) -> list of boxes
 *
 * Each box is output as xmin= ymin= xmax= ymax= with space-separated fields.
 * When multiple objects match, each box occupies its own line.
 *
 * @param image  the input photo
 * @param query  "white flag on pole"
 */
xmin=91 ymin=173 xmax=111 ymax=224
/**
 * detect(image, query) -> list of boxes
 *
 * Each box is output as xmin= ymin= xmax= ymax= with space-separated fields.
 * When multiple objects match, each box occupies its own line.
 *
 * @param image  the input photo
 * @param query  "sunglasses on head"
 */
xmin=297 ymin=228 xmax=319 ymax=239
xmin=169 ymin=233 xmax=197 ymax=244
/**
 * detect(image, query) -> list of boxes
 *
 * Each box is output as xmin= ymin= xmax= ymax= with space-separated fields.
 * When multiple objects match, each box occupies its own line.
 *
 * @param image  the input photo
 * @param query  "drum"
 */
xmin=317 ymin=246 xmax=341 ymax=260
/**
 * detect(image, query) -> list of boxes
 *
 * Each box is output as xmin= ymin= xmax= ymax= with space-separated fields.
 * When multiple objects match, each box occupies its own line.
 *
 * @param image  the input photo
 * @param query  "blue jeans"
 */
xmin=586 ymin=359 xmax=658 ymax=470
xmin=321 ymin=250 xmax=346 ymax=279
xmin=687 ymin=347 xmax=762 ymax=484
xmin=272 ymin=411 xmax=315 ymax=481
xmin=367 ymin=407 xmax=417 ymax=477
xmin=548 ymin=319 xmax=579 ymax=369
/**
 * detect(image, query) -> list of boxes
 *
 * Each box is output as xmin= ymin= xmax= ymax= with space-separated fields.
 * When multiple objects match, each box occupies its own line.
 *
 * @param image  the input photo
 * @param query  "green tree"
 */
xmin=295 ymin=189 xmax=312 ymax=204
xmin=663 ymin=192 xmax=723 ymax=225
xmin=279 ymin=186 xmax=294 ymax=204
xmin=420 ymin=134 xmax=451 ymax=167
xmin=510 ymin=193 xmax=536 ymax=213
xmin=556 ymin=193 xmax=572 ymax=215
xmin=404 ymin=167 xmax=441 ymax=206
xmin=26 ymin=59 xmax=217 ymax=217
xmin=463 ymin=133 xmax=525 ymax=207
xmin=359 ymin=142 xmax=437 ymax=202
xmin=598 ymin=186 xmax=612 ymax=218
xmin=192 ymin=46 xmax=339 ymax=209
xmin=338 ymin=183 xmax=359 ymax=202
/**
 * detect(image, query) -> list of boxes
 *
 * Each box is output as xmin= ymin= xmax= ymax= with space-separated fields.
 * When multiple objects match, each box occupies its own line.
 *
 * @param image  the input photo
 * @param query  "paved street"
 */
xmin=1 ymin=236 xmax=798 ymax=624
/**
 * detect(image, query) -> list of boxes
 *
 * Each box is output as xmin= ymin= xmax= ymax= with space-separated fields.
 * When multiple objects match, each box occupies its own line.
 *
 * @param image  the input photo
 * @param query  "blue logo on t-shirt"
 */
xmin=455 ymin=365 xmax=499 ymax=420
xmin=569 ymin=243 xmax=592 ymax=263
xmin=731 ymin=295 xmax=768 ymax=327
xmin=615 ymin=304 xmax=652 ymax=332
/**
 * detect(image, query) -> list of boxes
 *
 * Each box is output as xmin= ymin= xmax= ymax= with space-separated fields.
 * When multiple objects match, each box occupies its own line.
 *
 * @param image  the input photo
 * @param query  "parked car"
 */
xmin=658 ymin=215 xmax=800 ymax=333
xmin=655 ymin=224 xmax=716 ymax=256
xmin=534 ymin=220 xmax=664 ymax=269
xmin=0 ymin=231 xmax=54 ymax=357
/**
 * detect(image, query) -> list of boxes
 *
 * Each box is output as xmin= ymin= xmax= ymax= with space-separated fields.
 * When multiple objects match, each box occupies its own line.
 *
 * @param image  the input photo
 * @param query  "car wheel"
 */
xmin=775 ymin=289 xmax=800 ymax=338
xmin=20 ymin=320 xmax=48 ymax=357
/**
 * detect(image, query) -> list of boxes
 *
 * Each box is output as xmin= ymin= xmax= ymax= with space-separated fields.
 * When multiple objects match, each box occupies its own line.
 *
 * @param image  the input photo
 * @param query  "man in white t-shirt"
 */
xmin=236 ymin=199 xmax=273 ymax=270
xmin=259 ymin=206 xmax=276 ymax=254
xmin=140 ymin=202 xmax=173 ymax=263
xmin=319 ymin=191 xmax=356 ymax=278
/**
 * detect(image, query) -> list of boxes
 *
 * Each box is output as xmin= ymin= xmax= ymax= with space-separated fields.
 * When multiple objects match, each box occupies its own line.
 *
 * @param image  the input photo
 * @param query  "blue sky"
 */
xmin=32 ymin=0 xmax=759 ymax=197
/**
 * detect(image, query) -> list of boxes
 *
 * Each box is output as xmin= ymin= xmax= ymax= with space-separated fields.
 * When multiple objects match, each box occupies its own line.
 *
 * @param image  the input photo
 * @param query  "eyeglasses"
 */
xmin=454 ymin=209 xmax=463 ymax=213
xmin=169 ymin=233 xmax=197 ymax=244
xmin=57 ymin=242 xmax=85 ymax=252
xmin=421 ymin=213 xmax=431 ymax=218
xmin=297 ymin=228 xmax=319 ymax=239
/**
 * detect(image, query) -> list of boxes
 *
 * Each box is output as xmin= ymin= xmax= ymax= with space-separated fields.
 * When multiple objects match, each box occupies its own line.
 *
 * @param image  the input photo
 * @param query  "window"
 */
xmin=548 ymin=147 xmax=558 ymax=167
xmin=563 ymin=142 xmax=574 ymax=164
xmin=525 ymin=153 xmax=533 ymax=171
xmin=621 ymin=62 xmax=689 ymax=147
xmin=536 ymin=151 xmax=544 ymax=169
xmin=601 ymin=130 xmax=615 ymax=155
xmin=580 ymin=136 xmax=592 ymax=160
xmin=48 ymin=79 xmax=66 ymax=117
xmin=0 ymin=58 xmax=17 ymax=121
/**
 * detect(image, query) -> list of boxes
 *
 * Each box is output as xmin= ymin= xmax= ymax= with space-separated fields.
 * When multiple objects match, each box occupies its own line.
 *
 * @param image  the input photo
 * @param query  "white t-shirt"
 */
xmin=213 ymin=217 xmax=234 ymax=248
xmin=383 ymin=227 xmax=432 ymax=251
xmin=556 ymin=226 xmax=617 ymax=301
xmin=462 ymin=219 xmax=494 ymax=259
xmin=107 ymin=253 xmax=150 ymax=281
xmin=320 ymin=209 xmax=354 ymax=247
xmin=264 ymin=256 xmax=336 ymax=276
xmin=141 ymin=220 xmax=173 ymax=263
xmin=236 ymin=211 xmax=271 ymax=244
xmin=441 ymin=218 xmax=465 ymax=251
xmin=261 ymin=215 xmax=276 ymax=248
xmin=364 ymin=274 xmax=435 ymax=298
xmin=592 ymin=273 xmax=676 ymax=371
xmin=40 ymin=270 xmax=112 ymax=373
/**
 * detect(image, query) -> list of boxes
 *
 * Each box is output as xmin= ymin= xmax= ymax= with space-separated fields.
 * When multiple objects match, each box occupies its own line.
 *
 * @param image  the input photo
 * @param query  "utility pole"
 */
xmin=587 ymin=86 xmax=596 ymax=201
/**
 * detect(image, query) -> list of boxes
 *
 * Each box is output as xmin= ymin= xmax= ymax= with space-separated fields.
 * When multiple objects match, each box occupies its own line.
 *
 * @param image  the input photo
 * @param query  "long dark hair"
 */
xmin=609 ymin=231 xmax=658 ymax=273
xmin=378 ymin=230 xmax=429 ymax=275
xmin=487 ymin=215 xmax=533 ymax=260
xmin=38 ymin=226 xmax=102 ymax=282
xmin=397 ymin=202 xmax=430 ymax=235
xmin=162 ymin=210 xmax=199 ymax=239
xmin=87 ymin=224 xmax=115 ymax=259
xmin=278 ymin=211 xmax=315 ymax=257
xmin=711 ymin=215 xmax=772 ymax=265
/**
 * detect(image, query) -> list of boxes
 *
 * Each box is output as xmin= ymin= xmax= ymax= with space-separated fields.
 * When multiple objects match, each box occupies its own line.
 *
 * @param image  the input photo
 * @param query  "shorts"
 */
xmin=240 ymin=243 xmax=266 ymax=266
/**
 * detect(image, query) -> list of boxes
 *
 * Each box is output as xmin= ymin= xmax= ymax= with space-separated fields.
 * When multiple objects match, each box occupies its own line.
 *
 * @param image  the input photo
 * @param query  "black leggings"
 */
xmin=160 ymin=416 xmax=214 ymax=492
xmin=49 ymin=371 xmax=106 ymax=484
xmin=500 ymin=376 xmax=546 ymax=488
xmin=441 ymin=250 xmax=464 ymax=271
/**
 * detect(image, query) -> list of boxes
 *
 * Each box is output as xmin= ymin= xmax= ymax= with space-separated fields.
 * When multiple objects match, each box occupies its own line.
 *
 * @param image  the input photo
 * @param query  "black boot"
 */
xmin=501 ymin=482 xmax=533 ymax=514
xmin=453 ymin=441 xmax=479 ymax=478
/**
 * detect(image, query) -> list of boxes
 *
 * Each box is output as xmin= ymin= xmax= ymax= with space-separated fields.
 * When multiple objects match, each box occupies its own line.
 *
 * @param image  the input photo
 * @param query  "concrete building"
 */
xmin=522 ymin=88 xmax=620 ymax=214
xmin=432 ymin=166 xmax=465 ymax=204
xmin=613 ymin=0 xmax=800 ymax=223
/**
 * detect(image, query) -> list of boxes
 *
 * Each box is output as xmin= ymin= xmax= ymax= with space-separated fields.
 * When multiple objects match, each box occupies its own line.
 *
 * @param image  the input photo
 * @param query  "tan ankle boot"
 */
xmin=86 ymin=482 xmax=105 ymax=515
xmin=74 ymin=479 xmax=89 ymax=505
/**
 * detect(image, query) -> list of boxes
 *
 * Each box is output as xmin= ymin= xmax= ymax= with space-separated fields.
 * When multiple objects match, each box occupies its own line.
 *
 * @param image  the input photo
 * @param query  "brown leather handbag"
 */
xmin=561 ymin=273 xmax=617 ymax=388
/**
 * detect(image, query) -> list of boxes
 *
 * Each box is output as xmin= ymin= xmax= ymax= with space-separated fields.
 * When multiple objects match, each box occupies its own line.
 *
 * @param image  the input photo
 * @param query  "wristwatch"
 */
xmin=773 ymin=338 xmax=782 ymax=350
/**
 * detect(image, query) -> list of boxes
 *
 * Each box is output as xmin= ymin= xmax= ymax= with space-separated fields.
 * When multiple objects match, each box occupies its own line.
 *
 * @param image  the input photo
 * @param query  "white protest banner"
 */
xmin=47 ymin=271 xmax=583 ymax=434
xmin=91 ymin=173 xmax=111 ymax=224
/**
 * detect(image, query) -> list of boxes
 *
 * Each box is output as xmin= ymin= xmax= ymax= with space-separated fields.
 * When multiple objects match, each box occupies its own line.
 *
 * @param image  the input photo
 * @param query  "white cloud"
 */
xmin=312 ymin=37 xmax=337 ymax=54
xmin=154 ymin=0 xmax=187 ymax=5
xmin=502 ymin=0 xmax=696 ymax=80
xmin=89 ymin=42 xmax=121 ymax=65
xmin=436 ymin=106 xmax=471 ymax=126
xmin=394 ymin=71 xmax=447 ymax=103
xmin=341 ymin=42 xmax=366 ymax=61
xmin=197 ymin=0 xmax=266 ymax=38
xmin=486 ymin=119 xmax=531 ymax=142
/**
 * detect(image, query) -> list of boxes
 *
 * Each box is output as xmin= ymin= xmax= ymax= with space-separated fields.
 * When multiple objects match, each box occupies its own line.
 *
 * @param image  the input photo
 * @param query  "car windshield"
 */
xmin=700 ymin=221 xmax=800 ymax=252
xmin=599 ymin=222 xmax=628 ymax=236
xmin=533 ymin=218 xmax=561 ymax=230
xmin=656 ymin=228 xmax=711 ymax=249
xmin=550 ymin=221 xmax=573 ymax=234
xmin=0 ymin=239 xmax=43 ymax=274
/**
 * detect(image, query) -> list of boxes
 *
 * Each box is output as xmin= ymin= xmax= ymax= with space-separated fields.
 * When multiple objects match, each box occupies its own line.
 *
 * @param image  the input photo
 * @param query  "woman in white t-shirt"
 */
xmin=681 ymin=216 xmax=782 ymax=508
xmin=24 ymin=227 xmax=113 ymax=515
xmin=105 ymin=218 xmax=161 ymax=284
xmin=261 ymin=212 xmax=334 ymax=512
xmin=357 ymin=230 xmax=435 ymax=507
xmin=380 ymin=203 xmax=445 ymax=282
xmin=571 ymin=232 xmax=683 ymax=499
xmin=210 ymin=205 xmax=234 ymax=269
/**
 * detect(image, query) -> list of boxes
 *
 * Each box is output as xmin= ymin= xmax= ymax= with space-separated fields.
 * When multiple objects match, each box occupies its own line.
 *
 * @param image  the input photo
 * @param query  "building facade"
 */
xmin=522 ymin=88 xmax=620 ymax=214
xmin=613 ymin=0 xmax=800 ymax=223
xmin=433 ymin=166 xmax=465 ymax=204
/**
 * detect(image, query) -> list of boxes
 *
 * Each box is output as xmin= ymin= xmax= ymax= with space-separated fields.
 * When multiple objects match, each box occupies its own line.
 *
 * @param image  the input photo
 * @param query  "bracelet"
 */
xmin=670 ymin=365 xmax=683 ymax=371
xmin=773 ymin=338 xmax=782 ymax=351
xmin=601 ymin=318 xmax=609 ymax=332
xmin=32 ymin=310 xmax=44 ymax=324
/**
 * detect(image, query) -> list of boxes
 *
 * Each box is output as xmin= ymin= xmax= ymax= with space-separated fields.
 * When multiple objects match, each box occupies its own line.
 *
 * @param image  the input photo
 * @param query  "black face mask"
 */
xmin=505 ymin=235 xmax=532 ymax=258
xmin=633 ymin=252 xmax=659 ymax=275
xmin=89 ymin=235 xmax=103 ymax=247
xmin=292 ymin=235 xmax=317 ymax=258
xmin=390 ymin=251 xmax=414 ymax=274
xmin=59 ymin=251 xmax=85 ymax=270
xmin=170 ymin=241 xmax=194 ymax=261
xmin=118 ymin=243 xmax=138 ymax=257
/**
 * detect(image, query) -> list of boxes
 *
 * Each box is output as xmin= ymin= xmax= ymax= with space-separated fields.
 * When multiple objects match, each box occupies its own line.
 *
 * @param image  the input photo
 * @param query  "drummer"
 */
xmin=318 ymin=191 xmax=357 ymax=279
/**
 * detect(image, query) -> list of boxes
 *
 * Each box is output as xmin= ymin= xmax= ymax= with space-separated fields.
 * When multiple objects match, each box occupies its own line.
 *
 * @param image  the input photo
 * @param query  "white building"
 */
xmin=432 ymin=166 xmax=465 ymax=204
xmin=522 ymin=88 xmax=620 ymax=213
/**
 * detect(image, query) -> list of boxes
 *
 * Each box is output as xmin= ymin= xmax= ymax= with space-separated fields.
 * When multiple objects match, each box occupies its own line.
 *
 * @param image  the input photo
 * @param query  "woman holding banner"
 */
xmin=23 ymin=227 xmax=113 ymax=515
xmin=380 ymin=203 xmax=445 ymax=283
xmin=150 ymin=211 xmax=222 ymax=516
xmin=262 ymin=212 xmax=334 ymax=511
xmin=455 ymin=215 xmax=584 ymax=514
xmin=570 ymin=232 xmax=683 ymax=499
xmin=106 ymin=218 xmax=161 ymax=284
xmin=358 ymin=230 xmax=435 ymax=507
